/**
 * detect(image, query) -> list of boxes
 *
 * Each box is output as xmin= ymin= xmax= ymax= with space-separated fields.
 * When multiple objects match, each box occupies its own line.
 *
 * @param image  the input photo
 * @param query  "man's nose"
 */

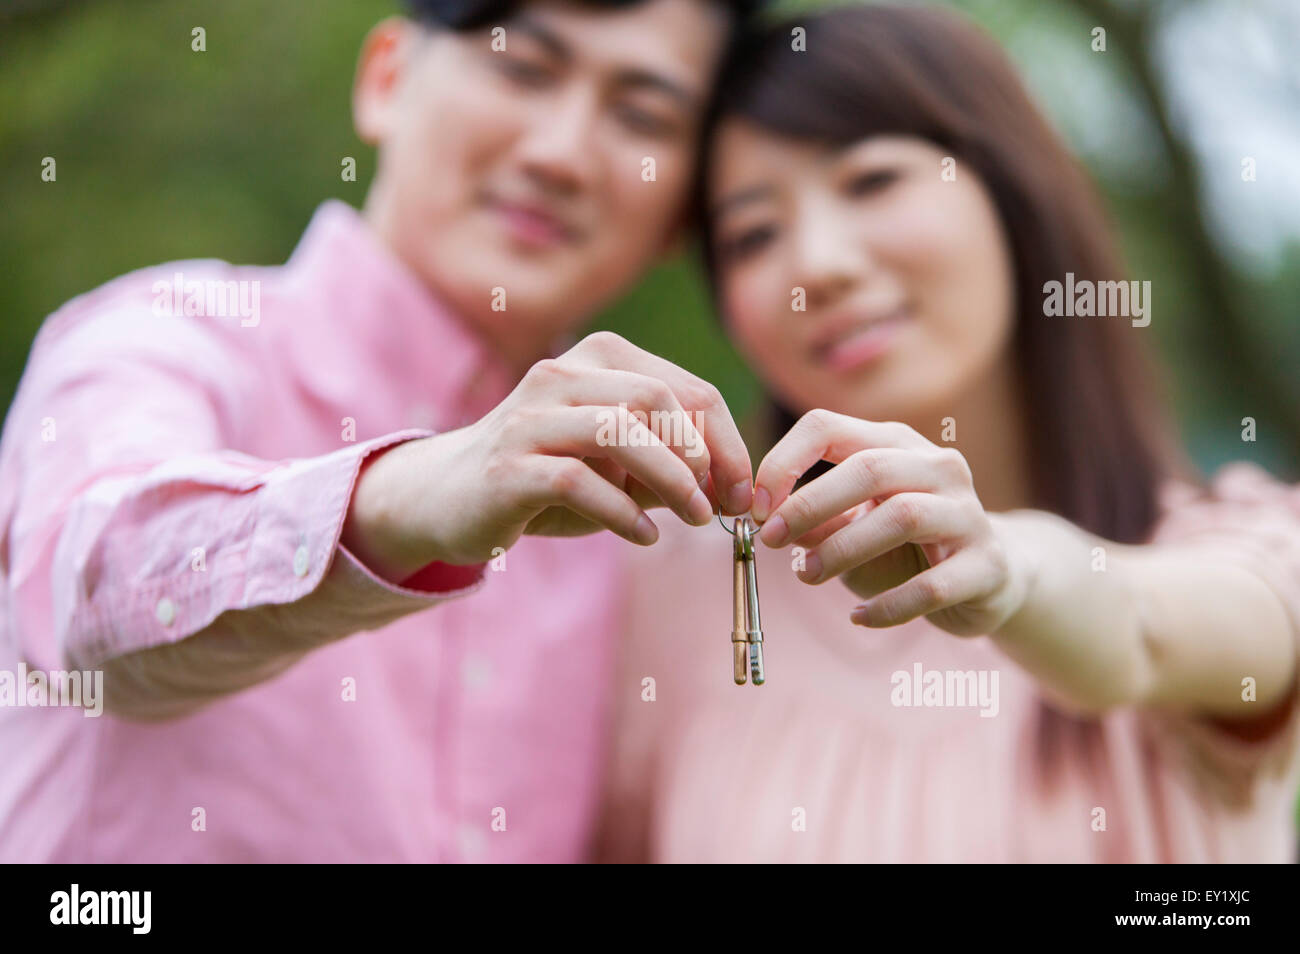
xmin=790 ymin=198 xmax=866 ymax=310
xmin=515 ymin=85 xmax=602 ymax=197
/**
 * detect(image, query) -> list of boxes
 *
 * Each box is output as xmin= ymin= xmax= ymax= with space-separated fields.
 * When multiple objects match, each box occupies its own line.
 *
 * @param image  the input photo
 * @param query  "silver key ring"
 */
xmin=716 ymin=511 xmax=760 ymax=536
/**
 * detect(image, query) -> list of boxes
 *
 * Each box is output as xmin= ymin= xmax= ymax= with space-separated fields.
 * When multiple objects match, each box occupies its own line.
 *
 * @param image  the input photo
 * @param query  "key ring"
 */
xmin=717 ymin=510 xmax=763 ymax=540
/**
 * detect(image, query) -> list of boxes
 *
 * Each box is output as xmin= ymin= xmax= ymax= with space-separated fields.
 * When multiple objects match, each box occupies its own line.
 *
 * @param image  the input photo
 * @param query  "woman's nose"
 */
xmin=789 ymin=205 xmax=867 ymax=309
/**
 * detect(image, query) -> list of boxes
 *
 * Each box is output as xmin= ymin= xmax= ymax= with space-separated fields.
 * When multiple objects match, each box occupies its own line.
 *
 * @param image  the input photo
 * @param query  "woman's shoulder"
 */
xmin=1152 ymin=460 xmax=1300 ymax=544
xmin=1149 ymin=459 xmax=1300 ymax=628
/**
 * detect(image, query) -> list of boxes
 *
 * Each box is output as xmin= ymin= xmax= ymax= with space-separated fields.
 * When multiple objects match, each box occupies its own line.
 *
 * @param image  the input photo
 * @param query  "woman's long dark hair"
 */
xmin=695 ymin=3 xmax=1201 ymax=547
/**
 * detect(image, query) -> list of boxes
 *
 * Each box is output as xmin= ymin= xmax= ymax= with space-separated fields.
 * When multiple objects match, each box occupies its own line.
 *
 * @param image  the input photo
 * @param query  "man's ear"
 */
xmin=353 ymin=17 xmax=418 ymax=146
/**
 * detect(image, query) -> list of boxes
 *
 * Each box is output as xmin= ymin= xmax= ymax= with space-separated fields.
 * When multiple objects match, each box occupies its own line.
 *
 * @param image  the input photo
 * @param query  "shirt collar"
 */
xmin=286 ymin=200 xmax=520 ymax=429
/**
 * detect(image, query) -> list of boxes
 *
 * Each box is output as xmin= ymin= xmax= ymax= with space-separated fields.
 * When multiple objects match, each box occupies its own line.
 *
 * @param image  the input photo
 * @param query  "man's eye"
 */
xmin=496 ymin=55 xmax=554 ymax=87
xmin=846 ymin=169 xmax=898 ymax=197
xmin=717 ymin=225 xmax=776 ymax=263
xmin=614 ymin=104 xmax=677 ymax=138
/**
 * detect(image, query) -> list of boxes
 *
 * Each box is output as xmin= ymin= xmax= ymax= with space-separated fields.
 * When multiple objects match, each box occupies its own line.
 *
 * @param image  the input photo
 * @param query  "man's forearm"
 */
xmin=97 ymin=541 xmax=480 ymax=721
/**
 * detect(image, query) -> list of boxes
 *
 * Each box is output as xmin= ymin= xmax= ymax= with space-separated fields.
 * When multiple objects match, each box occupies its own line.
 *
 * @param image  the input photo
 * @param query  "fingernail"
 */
xmin=799 ymin=549 xmax=822 ymax=582
xmin=726 ymin=479 xmax=752 ymax=515
xmin=752 ymin=486 xmax=771 ymax=523
xmin=686 ymin=488 xmax=713 ymax=526
xmin=850 ymin=605 xmax=871 ymax=625
xmin=761 ymin=514 xmax=788 ymax=547
xmin=632 ymin=513 xmax=658 ymax=545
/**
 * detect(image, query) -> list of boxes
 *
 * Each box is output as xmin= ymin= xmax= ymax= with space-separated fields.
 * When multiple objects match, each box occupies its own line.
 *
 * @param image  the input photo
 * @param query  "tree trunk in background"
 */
xmin=1073 ymin=0 xmax=1300 ymax=471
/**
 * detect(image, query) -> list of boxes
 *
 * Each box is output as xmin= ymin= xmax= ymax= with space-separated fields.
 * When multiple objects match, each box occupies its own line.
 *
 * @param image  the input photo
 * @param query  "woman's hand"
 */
xmin=751 ymin=409 xmax=1030 ymax=636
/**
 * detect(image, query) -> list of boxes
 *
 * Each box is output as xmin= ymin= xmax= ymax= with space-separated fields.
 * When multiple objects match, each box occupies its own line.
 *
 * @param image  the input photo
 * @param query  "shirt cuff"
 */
xmin=398 ymin=559 xmax=488 ymax=592
xmin=66 ymin=429 xmax=485 ymax=669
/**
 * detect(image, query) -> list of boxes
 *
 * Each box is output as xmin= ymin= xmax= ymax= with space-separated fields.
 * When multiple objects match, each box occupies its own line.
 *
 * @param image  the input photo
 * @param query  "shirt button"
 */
xmin=457 ymin=822 xmax=486 ymax=860
xmin=155 ymin=597 xmax=176 ymax=626
xmin=461 ymin=654 xmax=493 ymax=691
xmin=293 ymin=543 xmax=310 ymax=578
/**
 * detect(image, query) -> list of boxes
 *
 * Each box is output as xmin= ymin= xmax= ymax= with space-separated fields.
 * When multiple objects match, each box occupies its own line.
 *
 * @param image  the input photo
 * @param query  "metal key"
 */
xmin=739 ymin=518 xmax=765 ymax=685
xmin=728 ymin=516 xmax=765 ymax=686
xmin=731 ymin=522 xmax=749 ymax=684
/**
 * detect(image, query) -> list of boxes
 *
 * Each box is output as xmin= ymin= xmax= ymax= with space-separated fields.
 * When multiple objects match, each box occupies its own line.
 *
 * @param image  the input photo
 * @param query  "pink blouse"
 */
xmin=595 ymin=463 xmax=1300 ymax=862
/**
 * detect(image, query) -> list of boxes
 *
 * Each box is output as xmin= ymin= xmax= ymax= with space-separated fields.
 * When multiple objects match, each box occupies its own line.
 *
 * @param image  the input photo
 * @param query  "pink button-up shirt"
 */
xmin=0 ymin=200 xmax=627 ymax=862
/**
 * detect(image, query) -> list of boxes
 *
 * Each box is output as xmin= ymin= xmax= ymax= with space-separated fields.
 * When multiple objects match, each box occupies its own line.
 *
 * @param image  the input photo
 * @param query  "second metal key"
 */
xmin=731 ymin=517 xmax=765 ymax=686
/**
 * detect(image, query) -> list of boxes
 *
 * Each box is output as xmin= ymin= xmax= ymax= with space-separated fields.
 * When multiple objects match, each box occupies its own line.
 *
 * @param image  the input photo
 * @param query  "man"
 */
xmin=0 ymin=0 xmax=757 ymax=862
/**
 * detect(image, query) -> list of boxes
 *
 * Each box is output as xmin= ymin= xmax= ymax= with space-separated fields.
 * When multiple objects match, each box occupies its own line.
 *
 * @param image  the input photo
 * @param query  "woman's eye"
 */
xmin=846 ymin=169 xmax=897 ymax=197
xmin=717 ymin=225 xmax=776 ymax=263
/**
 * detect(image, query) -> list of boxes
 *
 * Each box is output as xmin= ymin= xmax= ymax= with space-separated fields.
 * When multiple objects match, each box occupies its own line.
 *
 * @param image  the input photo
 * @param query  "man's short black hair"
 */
xmin=406 ymin=0 xmax=766 ymax=31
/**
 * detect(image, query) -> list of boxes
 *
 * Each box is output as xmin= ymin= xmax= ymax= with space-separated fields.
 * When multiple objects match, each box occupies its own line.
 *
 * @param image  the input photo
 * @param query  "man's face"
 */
xmin=355 ymin=0 xmax=730 ymax=371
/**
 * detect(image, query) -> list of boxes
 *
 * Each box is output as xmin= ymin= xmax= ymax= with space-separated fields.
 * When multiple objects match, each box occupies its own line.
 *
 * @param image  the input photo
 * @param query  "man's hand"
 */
xmin=341 ymin=331 xmax=753 ymax=580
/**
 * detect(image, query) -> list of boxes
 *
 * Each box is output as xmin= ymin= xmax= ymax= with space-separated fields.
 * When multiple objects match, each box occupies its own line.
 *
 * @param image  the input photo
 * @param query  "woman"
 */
xmin=593 ymin=3 xmax=1300 ymax=862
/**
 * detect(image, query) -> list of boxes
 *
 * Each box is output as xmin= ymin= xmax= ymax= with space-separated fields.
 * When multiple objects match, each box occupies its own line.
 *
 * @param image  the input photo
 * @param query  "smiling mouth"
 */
xmin=484 ymin=194 xmax=581 ymax=248
xmin=811 ymin=306 xmax=912 ymax=371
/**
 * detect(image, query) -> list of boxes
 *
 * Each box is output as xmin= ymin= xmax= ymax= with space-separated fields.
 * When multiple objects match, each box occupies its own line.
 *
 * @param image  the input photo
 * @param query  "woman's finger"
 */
xmin=759 ymin=447 xmax=954 ymax=548
xmin=753 ymin=410 xmax=932 ymax=523
xmin=797 ymin=492 xmax=969 ymax=584
xmin=788 ymin=503 xmax=868 ymax=550
xmin=848 ymin=549 xmax=995 ymax=628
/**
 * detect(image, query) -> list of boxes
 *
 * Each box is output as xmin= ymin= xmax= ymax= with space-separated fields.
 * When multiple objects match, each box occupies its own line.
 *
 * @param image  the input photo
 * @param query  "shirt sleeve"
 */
xmin=1139 ymin=462 xmax=1300 ymax=808
xmin=0 ymin=303 xmax=486 ymax=719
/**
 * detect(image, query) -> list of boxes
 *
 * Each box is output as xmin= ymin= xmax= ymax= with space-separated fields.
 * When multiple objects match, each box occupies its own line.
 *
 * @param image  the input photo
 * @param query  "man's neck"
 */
xmin=361 ymin=191 xmax=552 ymax=383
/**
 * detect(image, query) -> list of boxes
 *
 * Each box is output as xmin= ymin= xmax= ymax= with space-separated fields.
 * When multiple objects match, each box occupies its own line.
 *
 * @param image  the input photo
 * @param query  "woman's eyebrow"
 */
xmin=711 ymin=185 xmax=775 ymax=220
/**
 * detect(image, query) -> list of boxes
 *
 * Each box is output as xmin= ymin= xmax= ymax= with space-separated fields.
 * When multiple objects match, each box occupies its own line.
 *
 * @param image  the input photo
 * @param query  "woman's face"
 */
xmin=708 ymin=121 xmax=1018 ymax=424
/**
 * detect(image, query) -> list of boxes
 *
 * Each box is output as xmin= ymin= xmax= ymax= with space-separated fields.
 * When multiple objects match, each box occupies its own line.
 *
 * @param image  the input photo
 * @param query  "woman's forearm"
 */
xmin=987 ymin=510 xmax=1297 ymax=719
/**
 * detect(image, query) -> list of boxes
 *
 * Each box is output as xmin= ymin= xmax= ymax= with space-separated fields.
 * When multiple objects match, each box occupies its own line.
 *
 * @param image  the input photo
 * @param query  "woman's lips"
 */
xmin=815 ymin=308 xmax=910 ymax=372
